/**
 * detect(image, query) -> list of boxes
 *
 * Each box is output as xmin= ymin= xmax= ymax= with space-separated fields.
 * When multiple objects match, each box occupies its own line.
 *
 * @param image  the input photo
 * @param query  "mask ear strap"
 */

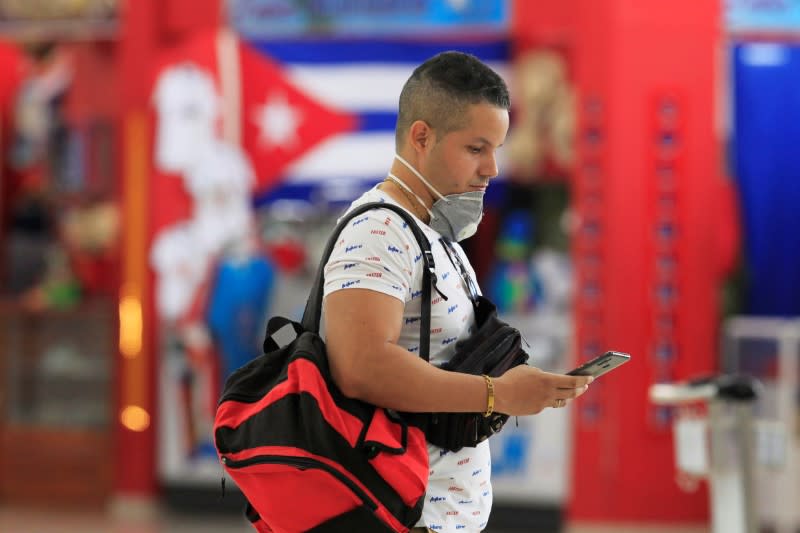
xmin=394 ymin=153 xmax=447 ymax=202
xmin=386 ymin=173 xmax=435 ymax=219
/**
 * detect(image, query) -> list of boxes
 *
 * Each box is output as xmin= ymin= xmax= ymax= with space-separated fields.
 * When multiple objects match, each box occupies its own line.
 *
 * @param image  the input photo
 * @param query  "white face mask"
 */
xmin=391 ymin=154 xmax=485 ymax=242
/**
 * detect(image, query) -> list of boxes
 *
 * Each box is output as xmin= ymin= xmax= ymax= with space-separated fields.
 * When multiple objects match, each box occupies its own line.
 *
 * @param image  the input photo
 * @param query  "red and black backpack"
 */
xmin=213 ymin=203 xmax=441 ymax=532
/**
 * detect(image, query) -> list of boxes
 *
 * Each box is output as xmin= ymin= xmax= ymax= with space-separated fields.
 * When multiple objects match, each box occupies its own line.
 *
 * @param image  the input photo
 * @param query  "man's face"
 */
xmin=423 ymin=102 xmax=509 ymax=197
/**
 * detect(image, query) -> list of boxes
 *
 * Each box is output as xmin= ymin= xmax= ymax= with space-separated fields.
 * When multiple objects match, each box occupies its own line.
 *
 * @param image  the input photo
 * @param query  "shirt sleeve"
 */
xmin=323 ymin=208 xmax=421 ymax=302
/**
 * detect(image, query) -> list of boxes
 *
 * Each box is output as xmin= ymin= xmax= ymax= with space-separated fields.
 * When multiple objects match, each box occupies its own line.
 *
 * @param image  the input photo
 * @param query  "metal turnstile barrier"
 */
xmin=649 ymin=375 xmax=780 ymax=533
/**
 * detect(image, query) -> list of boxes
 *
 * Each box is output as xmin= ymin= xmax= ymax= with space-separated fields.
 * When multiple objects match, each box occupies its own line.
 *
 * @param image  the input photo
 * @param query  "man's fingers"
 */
xmin=556 ymin=382 xmax=589 ymax=390
xmin=552 ymin=385 xmax=589 ymax=401
xmin=552 ymin=385 xmax=592 ymax=407
xmin=569 ymin=385 xmax=590 ymax=398
xmin=555 ymin=375 xmax=593 ymax=390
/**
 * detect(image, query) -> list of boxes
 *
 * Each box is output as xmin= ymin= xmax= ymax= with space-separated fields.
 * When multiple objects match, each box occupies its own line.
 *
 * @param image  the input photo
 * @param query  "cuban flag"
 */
xmin=149 ymin=30 xmax=509 ymax=231
xmin=248 ymin=37 xmax=510 ymax=205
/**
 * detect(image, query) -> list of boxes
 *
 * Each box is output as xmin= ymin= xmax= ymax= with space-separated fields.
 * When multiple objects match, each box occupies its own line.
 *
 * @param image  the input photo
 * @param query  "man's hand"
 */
xmin=493 ymin=365 xmax=593 ymax=415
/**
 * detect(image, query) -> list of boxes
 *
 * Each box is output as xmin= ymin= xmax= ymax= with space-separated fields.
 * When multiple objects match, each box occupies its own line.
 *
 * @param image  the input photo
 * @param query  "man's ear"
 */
xmin=409 ymin=120 xmax=433 ymax=152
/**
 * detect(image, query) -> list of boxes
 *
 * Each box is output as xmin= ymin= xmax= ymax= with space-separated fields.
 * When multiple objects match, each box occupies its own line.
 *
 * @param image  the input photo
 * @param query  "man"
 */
xmin=322 ymin=51 xmax=592 ymax=532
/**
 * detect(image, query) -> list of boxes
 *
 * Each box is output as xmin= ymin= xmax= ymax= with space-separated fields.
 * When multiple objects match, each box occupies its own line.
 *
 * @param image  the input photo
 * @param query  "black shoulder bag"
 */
xmin=419 ymin=238 xmax=530 ymax=452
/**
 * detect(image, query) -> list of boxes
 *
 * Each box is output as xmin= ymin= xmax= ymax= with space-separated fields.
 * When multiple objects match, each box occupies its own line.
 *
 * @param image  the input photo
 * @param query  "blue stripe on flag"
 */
xmin=253 ymin=181 xmax=378 ymax=207
xmin=358 ymin=112 xmax=397 ymax=132
xmin=253 ymin=178 xmax=510 ymax=207
xmin=252 ymin=184 xmax=315 ymax=206
xmin=249 ymin=39 xmax=509 ymax=64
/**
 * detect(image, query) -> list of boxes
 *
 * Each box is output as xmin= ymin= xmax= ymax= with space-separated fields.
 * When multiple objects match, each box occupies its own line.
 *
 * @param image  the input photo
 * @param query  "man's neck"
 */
xmin=388 ymin=159 xmax=436 ymax=210
xmin=379 ymin=177 xmax=430 ymax=223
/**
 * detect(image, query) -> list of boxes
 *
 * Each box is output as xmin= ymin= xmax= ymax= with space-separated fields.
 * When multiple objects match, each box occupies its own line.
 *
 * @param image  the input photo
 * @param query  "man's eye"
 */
xmin=468 ymin=146 xmax=482 ymax=154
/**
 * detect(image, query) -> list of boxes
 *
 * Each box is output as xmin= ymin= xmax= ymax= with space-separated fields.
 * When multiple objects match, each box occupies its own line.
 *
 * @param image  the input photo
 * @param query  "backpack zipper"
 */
xmin=221 ymin=454 xmax=378 ymax=511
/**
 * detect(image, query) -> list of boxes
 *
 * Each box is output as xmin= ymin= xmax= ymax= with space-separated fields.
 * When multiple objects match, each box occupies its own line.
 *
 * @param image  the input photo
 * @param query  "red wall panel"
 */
xmin=511 ymin=0 xmax=573 ymax=53
xmin=567 ymin=0 xmax=724 ymax=523
xmin=114 ymin=0 xmax=221 ymax=497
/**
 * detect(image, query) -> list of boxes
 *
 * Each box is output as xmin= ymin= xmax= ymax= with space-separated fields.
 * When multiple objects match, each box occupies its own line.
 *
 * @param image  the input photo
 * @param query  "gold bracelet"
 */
xmin=482 ymin=374 xmax=494 ymax=417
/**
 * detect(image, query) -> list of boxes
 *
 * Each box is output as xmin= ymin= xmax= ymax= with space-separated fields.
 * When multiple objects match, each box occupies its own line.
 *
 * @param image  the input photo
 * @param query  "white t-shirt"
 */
xmin=323 ymin=187 xmax=492 ymax=532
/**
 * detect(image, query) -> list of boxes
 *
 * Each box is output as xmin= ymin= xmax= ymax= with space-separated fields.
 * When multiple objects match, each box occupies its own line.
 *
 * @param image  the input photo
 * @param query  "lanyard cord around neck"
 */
xmin=439 ymin=238 xmax=480 ymax=306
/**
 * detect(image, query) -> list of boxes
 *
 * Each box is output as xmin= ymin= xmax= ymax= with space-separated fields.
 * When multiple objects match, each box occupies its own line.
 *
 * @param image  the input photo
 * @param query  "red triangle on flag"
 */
xmin=149 ymin=31 xmax=358 ymax=233
xmin=238 ymin=41 xmax=358 ymax=194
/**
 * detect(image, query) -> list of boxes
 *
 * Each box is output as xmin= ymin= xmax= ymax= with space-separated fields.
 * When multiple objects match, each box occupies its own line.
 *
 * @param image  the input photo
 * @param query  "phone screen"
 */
xmin=566 ymin=351 xmax=631 ymax=379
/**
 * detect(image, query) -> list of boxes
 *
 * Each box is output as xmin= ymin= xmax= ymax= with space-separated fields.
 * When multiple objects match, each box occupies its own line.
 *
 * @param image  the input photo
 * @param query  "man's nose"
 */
xmin=481 ymin=152 xmax=499 ymax=179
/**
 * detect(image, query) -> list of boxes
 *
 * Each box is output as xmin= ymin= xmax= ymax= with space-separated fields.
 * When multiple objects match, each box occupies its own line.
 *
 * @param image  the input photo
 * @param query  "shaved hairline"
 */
xmin=395 ymin=79 xmax=476 ymax=149
xmin=394 ymin=51 xmax=510 ymax=149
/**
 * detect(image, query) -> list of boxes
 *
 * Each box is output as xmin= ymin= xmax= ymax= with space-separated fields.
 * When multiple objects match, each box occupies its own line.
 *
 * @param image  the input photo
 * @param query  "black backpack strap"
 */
xmin=262 ymin=316 xmax=306 ymax=353
xmin=301 ymin=202 xmax=438 ymax=361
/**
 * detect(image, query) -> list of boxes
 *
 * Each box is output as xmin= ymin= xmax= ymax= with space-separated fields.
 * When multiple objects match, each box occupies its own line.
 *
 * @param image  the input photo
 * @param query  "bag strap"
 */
xmin=263 ymin=316 xmax=306 ymax=353
xmin=302 ymin=202 xmax=445 ymax=361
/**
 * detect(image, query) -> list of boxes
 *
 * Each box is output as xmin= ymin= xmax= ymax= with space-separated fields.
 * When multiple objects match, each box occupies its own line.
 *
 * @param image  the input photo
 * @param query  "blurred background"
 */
xmin=0 ymin=0 xmax=798 ymax=532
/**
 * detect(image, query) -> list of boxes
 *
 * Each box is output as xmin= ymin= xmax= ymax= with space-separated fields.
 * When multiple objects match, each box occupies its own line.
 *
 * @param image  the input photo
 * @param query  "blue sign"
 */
xmin=228 ymin=0 xmax=508 ymax=37
xmin=726 ymin=0 xmax=800 ymax=32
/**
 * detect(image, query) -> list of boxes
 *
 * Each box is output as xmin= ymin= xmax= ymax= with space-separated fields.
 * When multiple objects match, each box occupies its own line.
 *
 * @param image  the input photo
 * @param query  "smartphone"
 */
xmin=567 ymin=351 xmax=631 ymax=379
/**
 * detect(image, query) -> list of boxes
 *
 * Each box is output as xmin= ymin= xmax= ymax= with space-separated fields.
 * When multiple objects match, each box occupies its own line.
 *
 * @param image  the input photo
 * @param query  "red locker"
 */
xmin=568 ymin=0 xmax=726 ymax=524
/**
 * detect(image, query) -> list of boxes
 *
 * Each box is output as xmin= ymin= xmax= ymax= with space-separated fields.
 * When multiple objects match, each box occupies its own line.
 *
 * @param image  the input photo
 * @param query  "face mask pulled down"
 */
xmin=390 ymin=154 xmax=484 ymax=242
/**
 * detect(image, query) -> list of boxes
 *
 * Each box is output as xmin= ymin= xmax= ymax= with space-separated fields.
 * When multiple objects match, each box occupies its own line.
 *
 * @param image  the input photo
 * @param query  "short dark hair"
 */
xmin=395 ymin=51 xmax=510 ymax=150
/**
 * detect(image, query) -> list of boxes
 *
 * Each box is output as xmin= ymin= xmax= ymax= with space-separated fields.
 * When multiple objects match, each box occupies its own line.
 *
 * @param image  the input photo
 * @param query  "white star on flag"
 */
xmin=252 ymin=92 xmax=302 ymax=149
